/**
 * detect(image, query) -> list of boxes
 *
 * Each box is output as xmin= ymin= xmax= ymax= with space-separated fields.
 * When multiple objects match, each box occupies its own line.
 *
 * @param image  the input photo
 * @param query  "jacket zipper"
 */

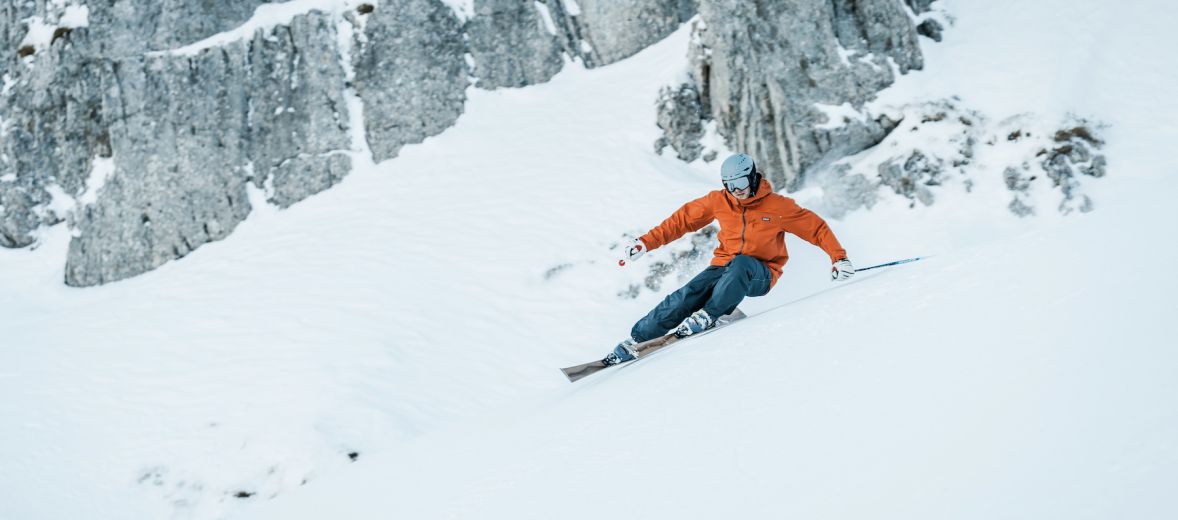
xmin=738 ymin=206 xmax=747 ymax=255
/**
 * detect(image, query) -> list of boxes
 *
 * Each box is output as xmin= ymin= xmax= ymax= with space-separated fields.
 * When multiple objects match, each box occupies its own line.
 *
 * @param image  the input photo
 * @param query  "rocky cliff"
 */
xmin=2 ymin=0 xmax=920 ymax=285
xmin=656 ymin=0 xmax=925 ymax=191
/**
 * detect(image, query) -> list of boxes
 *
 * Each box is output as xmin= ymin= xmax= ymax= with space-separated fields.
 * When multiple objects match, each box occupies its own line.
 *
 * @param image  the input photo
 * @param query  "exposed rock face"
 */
xmin=81 ymin=0 xmax=269 ymax=56
xmin=829 ymin=0 xmax=923 ymax=74
xmin=63 ymin=11 xmax=356 ymax=287
xmin=1 ymin=1 xmax=35 ymax=83
xmin=465 ymin=0 xmax=696 ymax=89
xmin=1 ymin=3 xmax=367 ymax=285
xmin=0 ymin=38 xmax=102 ymax=247
xmin=3 ymin=2 xmax=474 ymax=285
xmin=0 ymin=2 xmax=356 ymax=283
xmin=466 ymin=0 xmax=565 ymax=89
xmin=4 ymin=0 xmax=702 ymax=285
xmin=568 ymin=0 xmax=696 ymax=65
xmin=659 ymin=0 xmax=923 ymax=190
xmin=517 ymin=0 xmax=696 ymax=69
xmin=64 ymin=49 xmax=252 ymax=286
xmin=245 ymin=16 xmax=354 ymax=209
xmin=354 ymin=0 xmax=467 ymax=163
xmin=654 ymin=83 xmax=705 ymax=161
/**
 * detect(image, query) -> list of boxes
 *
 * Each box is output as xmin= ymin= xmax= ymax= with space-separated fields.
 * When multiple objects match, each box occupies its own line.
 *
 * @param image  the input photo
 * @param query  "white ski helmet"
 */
xmin=720 ymin=153 xmax=760 ymax=195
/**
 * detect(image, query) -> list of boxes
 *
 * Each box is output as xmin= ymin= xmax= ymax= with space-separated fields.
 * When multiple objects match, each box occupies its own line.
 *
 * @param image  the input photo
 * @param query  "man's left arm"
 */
xmin=780 ymin=199 xmax=855 ymax=281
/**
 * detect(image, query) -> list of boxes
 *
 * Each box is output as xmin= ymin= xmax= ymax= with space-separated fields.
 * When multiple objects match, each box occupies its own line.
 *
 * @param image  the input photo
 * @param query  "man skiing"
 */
xmin=603 ymin=153 xmax=855 ymax=365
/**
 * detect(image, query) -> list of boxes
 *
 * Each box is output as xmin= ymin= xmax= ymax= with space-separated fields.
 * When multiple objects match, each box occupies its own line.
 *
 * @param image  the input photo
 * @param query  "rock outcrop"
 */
xmin=64 ymin=12 xmax=357 ymax=286
xmin=466 ymin=0 xmax=565 ymax=89
xmin=3 ymin=0 xmax=703 ymax=285
xmin=563 ymin=0 xmax=696 ymax=65
xmin=1038 ymin=125 xmax=1107 ymax=214
xmin=805 ymin=100 xmax=1106 ymax=220
xmin=466 ymin=0 xmax=696 ymax=88
xmin=2 ymin=2 xmax=99 ymax=248
xmin=658 ymin=0 xmax=925 ymax=191
xmin=653 ymin=83 xmax=706 ymax=161
xmin=2 ymin=2 xmax=360 ymax=285
xmin=354 ymin=0 xmax=467 ymax=163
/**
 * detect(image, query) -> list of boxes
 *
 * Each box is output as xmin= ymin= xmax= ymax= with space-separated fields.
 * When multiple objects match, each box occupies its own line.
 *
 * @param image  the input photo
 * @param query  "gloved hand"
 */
xmin=831 ymin=258 xmax=855 ymax=282
xmin=618 ymin=238 xmax=648 ymax=266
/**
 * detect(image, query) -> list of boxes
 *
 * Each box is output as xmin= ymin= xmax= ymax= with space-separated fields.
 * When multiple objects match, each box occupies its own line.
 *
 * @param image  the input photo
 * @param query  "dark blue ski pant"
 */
xmin=630 ymin=255 xmax=772 ymax=342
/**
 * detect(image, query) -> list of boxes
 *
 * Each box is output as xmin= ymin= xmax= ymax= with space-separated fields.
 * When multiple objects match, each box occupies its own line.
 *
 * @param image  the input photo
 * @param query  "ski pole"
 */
xmin=855 ymin=256 xmax=925 ymax=273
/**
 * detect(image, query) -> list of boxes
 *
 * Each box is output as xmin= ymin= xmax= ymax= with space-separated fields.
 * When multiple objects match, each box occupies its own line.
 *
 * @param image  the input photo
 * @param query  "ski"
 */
xmin=560 ymin=309 xmax=747 ymax=383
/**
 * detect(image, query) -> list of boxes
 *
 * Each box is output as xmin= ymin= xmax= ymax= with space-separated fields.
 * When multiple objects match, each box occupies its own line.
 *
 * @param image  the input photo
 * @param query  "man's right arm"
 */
xmin=638 ymin=194 xmax=716 ymax=251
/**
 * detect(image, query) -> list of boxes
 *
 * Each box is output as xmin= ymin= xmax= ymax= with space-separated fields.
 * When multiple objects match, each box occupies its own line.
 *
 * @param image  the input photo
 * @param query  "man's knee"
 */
xmin=728 ymin=255 xmax=762 ymax=275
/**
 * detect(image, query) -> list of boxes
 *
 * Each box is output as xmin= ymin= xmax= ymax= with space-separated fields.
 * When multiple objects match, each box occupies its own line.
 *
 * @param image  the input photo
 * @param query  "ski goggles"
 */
xmin=723 ymin=175 xmax=752 ymax=192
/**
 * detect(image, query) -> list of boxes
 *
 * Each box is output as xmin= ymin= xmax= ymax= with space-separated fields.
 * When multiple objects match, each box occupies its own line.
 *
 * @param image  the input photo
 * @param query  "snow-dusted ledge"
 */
xmin=147 ymin=0 xmax=373 ymax=57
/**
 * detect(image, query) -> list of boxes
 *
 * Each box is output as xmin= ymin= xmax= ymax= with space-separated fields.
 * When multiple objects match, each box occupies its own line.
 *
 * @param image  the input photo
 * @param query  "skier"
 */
xmin=603 ymin=153 xmax=855 ymax=365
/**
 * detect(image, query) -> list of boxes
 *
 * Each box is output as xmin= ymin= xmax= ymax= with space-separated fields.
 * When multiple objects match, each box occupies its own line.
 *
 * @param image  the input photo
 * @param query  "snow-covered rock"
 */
xmin=810 ymin=100 xmax=1107 ymax=219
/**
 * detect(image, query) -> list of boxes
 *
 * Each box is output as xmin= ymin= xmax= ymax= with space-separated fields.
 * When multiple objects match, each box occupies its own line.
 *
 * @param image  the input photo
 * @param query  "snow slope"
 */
xmin=254 ymin=193 xmax=1178 ymax=520
xmin=2 ymin=0 xmax=1177 ymax=518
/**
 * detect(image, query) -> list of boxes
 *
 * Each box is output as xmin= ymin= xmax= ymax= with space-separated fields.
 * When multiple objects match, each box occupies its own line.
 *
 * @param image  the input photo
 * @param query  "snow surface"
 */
xmin=562 ymin=0 xmax=583 ymax=17
xmin=2 ymin=0 xmax=1177 ymax=519
xmin=78 ymin=156 xmax=116 ymax=207
xmin=438 ymin=0 xmax=475 ymax=22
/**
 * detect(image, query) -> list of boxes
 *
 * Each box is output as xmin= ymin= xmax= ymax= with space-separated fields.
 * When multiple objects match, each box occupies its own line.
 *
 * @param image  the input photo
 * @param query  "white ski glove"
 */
xmin=618 ymin=238 xmax=648 ymax=266
xmin=831 ymin=258 xmax=855 ymax=282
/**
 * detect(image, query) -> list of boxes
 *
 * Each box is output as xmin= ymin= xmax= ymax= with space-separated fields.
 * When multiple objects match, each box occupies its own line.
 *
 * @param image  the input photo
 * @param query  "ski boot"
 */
xmin=674 ymin=309 xmax=715 ymax=337
xmin=602 ymin=337 xmax=639 ymax=366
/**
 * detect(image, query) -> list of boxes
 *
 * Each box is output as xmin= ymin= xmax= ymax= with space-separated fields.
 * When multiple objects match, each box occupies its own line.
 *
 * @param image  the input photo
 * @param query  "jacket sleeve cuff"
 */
xmin=639 ymin=235 xmax=659 ymax=251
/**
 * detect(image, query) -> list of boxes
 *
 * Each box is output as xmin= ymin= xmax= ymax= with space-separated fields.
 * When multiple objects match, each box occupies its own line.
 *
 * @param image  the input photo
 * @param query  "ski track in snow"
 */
xmin=2 ymin=0 xmax=1178 ymax=518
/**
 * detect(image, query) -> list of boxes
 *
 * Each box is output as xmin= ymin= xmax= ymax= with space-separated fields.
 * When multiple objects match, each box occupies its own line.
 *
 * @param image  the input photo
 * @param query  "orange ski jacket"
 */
xmin=638 ymin=179 xmax=847 ymax=288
